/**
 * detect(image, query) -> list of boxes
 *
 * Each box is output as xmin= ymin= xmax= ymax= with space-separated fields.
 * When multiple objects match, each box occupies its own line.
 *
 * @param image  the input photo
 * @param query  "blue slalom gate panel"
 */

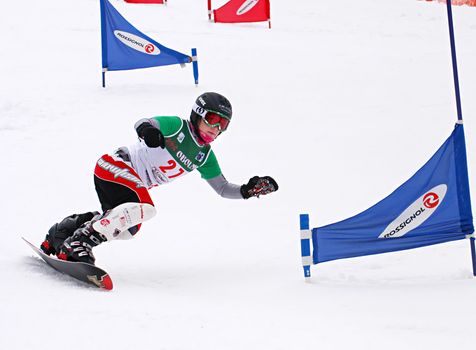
xmin=100 ymin=0 xmax=191 ymax=72
xmin=312 ymin=124 xmax=473 ymax=264
xmin=299 ymin=2 xmax=475 ymax=279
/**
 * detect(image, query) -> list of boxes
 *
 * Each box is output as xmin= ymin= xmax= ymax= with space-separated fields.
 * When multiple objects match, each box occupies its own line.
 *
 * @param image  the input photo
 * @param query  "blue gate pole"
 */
xmin=100 ymin=0 xmax=108 ymax=88
xmin=191 ymin=48 xmax=199 ymax=86
xmin=446 ymin=0 xmax=462 ymax=121
xmin=300 ymin=214 xmax=312 ymax=280
xmin=470 ymin=236 xmax=476 ymax=277
xmin=445 ymin=1 xmax=475 ymax=275
xmin=102 ymin=69 xmax=106 ymax=88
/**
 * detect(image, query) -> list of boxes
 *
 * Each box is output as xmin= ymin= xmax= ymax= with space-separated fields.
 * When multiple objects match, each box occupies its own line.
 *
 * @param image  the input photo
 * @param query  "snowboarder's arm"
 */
xmin=206 ymin=174 xmax=279 ymax=199
xmin=206 ymin=175 xmax=244 ymax=199
xmin=199 ymin=150 xmax=279 ymax=199
xmin=197 ymin=151 xmax=242 ymax=199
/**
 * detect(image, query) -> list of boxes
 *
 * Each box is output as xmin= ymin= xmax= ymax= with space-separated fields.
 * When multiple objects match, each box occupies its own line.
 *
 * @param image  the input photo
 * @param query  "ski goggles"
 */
xmin=203 ymin=113 xmax=230 ymax=132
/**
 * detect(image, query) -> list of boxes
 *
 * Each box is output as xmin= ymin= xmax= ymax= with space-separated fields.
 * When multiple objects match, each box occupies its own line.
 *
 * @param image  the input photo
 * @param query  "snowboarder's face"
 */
xmin=198 ymin=118 xmax=221 ymax=144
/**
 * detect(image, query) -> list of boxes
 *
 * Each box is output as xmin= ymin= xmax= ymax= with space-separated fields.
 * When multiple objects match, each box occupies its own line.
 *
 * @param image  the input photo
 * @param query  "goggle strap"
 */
xmin=192 ymin=102 xmax=208 ymax=117
xmin=192 ymin=103 xmax=231 ymax=121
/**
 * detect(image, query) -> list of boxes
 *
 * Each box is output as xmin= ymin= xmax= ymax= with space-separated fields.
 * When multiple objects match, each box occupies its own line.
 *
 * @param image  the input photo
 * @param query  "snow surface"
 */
xmin=1 ymin=0 xmax=476 ymax=349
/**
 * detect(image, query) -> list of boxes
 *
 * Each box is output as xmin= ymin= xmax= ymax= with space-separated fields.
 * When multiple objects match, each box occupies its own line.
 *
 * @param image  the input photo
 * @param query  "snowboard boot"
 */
xmin=41 ymin=212 xmax=99 ymax=256
xmin=58 ymin=217 xmax=107 ymax=265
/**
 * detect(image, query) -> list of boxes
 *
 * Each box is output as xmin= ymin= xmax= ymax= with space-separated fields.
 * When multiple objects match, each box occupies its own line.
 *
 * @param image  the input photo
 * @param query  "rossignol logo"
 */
xmin=378 ymin=184 xmax=447 ymax=238
xmin=98 ymin=158 xmax=145 ymax=188
xmin=237 ymin=0 xmax=260 ymax=15
xmin=423 ymin=192 xmax=440 ymax=208
xmin=114 ymin=30 xmax=160 ymax=55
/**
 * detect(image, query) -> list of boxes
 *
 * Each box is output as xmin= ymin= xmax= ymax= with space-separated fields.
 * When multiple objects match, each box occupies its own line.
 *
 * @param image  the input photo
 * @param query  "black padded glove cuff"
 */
xmin=136 ymin=123 xmax=165 ymax=148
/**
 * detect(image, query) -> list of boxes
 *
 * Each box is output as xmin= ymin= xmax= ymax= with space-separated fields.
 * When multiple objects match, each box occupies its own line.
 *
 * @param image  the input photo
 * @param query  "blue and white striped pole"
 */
xmin=300 ymin=214 xmax=312 ymax=280
xmin=191 ymin=48 xmax=199 ymax=86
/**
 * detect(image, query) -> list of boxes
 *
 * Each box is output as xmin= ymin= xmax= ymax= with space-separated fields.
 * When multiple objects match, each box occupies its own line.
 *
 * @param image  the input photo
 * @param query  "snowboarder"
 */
xmin=40 ymin=92 xmax=278 ymax=265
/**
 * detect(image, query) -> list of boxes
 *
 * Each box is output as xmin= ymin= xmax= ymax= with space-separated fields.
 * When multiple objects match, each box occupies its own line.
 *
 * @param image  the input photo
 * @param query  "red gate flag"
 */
xmin=423 ymin=0 xmax=476 ymax=6
xmin=124 ymin=0 xmax=166 ymax=4
xmin=212 ymin=0 xmax=271 ymax=28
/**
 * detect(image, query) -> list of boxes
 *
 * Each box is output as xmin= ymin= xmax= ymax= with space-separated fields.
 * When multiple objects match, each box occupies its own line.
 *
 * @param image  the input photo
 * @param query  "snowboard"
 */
xmin=22 ymin=237 xmax=113 ymax=290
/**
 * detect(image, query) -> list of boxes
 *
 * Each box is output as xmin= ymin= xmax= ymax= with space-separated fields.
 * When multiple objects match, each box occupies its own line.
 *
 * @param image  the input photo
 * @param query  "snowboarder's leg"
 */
xmin=94 ymin=153 xmax=155 ymax=237
xmin=93 ymin=202 xmax=157 ymax=241
xmin=57 ymin=214 xmax=105 ymax=264
xmin=58 ymin=202 xmax=156 ymax=264
xmin=40 ymin=212 xmax=99 ymax=255
xmin=52 ymin=153 xmax=156 ymax=265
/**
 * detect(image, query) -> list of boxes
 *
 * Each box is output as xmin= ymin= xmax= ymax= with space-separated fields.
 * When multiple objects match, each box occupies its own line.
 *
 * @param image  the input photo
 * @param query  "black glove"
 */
xmin=240 ymin=176 xmax=279 ymax=199
xmin=136 ymin=123 xmax=165 ymax=148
